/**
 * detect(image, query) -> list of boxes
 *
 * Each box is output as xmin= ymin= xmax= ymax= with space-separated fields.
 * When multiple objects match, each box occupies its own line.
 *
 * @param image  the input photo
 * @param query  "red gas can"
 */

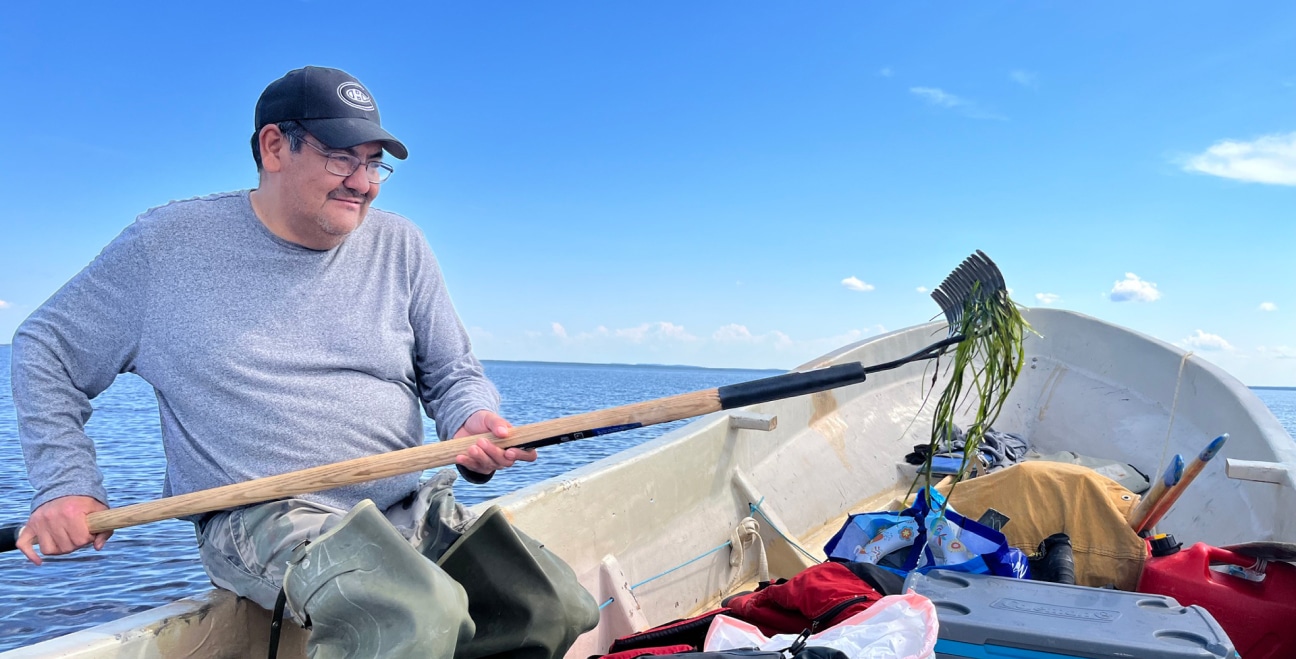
xmin=1137 ymin=540 xmax=1296 ymax=659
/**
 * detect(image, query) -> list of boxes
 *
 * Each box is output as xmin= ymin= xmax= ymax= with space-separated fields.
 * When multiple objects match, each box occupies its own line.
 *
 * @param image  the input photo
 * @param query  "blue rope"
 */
xmin=630 ymin=540 xmax=733 ymax=590
xmin=749 ymin=498 xmax=821 ymax=564
xmin=597 ymin=539 xmax=734 ymax=612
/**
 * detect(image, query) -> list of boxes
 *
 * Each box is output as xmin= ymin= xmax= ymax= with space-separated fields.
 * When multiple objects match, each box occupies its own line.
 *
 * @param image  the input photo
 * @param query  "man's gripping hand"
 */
xmin=17 ymin=495 xmax=113 ymax=565
xmin=453 ymin=409 xmax=537 ymax=476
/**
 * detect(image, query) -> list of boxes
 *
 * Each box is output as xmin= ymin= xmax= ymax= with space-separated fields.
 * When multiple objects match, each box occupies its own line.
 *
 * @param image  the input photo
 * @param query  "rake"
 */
xmin=0 ymin=251 xmax=1009 ymax=553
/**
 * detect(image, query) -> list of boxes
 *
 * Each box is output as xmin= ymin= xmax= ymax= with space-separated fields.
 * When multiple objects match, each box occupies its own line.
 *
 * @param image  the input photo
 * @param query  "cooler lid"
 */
xmin=905 ymin=570 xmax=1236 ymax=659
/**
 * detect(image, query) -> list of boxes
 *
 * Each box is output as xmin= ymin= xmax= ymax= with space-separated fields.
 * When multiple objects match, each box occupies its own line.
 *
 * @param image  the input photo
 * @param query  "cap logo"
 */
xmin=337 ymin=82 xmax=375 ymax=111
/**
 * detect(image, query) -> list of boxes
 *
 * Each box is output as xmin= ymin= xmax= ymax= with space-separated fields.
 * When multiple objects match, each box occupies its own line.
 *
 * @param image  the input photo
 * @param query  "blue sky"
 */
xmin=1 ymin=2 xmax=1293 ymax=384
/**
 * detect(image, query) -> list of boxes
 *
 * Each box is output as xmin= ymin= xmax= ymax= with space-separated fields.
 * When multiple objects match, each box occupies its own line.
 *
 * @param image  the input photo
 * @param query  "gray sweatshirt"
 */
xmin=11 ymin=191 xmax=500 ymax=513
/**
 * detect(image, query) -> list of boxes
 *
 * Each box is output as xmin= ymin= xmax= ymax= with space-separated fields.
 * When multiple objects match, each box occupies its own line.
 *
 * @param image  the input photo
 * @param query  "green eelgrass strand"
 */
xmin=908 ymin=283 xmax=1034 ymax=512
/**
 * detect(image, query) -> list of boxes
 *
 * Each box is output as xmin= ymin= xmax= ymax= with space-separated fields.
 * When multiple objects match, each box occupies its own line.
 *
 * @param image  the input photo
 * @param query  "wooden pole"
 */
xmin=1135 ymin=434 xmax=1228 ymax=534
xmin=1128 ymin=454 xmax=1185 ymax=532
xmin=84 ymin=389 xmax=722 ymax=534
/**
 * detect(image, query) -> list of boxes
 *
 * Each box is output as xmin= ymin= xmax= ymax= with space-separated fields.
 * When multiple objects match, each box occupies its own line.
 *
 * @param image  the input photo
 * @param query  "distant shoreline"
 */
xmin=482 ymin=358 xmax=785 ymax=373
xmin=0 ymin=345 xmax=1289 ymax=383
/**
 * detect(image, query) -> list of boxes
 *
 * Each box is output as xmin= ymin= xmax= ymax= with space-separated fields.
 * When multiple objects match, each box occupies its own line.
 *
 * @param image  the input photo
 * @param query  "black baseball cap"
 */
xmin=255 ymin=66 xmax=408 ymax=160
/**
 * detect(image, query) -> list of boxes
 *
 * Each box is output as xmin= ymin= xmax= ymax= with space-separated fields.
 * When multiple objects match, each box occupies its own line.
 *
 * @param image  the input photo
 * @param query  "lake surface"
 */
xmin=1 ymin=345 xmax=1293 ymax=652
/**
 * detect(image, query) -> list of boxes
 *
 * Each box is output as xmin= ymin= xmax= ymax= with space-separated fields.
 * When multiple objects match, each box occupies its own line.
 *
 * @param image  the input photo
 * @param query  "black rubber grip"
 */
xmin=717 ymin=362 xmax=867 ymax=409
xmin=0 ymin=525 xmax=20 ymax=554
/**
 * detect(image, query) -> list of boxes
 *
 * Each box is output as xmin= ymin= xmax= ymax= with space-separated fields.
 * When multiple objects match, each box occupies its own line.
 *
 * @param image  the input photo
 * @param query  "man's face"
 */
xmin=279 ymin=134 xmax=384 ymax=244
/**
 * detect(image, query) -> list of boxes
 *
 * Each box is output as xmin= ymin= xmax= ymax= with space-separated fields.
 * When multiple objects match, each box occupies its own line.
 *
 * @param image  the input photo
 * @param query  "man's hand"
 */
xmin=17 ymin=495 xmax=113 ymax=565
xmin=453 ymin=409 xmax=537 ymax=475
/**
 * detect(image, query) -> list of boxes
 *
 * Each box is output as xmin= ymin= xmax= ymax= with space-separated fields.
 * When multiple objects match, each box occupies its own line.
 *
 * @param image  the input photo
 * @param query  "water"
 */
xmin=1 ymin=346 xmax=1294 ymax=652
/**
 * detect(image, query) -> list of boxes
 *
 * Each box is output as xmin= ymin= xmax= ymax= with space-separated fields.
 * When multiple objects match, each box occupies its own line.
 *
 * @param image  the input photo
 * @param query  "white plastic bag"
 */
xmin=704 ymin=593 xmax=938 ymax=659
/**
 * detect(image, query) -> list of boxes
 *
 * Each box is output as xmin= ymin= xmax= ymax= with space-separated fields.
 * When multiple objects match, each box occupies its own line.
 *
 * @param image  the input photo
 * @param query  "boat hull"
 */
xmin=6 ymin=309 xmax=1293 ymax=658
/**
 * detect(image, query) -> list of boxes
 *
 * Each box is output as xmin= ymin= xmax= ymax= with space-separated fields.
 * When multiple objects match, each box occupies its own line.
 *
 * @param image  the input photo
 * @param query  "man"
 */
xmin=12 ymin=66 xmax=595 ymax=657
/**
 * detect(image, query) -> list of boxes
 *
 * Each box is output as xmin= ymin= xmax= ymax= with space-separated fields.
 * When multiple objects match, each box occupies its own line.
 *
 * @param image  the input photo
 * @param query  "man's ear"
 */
xmin=259 ymin=124 xmax=288 ymax=173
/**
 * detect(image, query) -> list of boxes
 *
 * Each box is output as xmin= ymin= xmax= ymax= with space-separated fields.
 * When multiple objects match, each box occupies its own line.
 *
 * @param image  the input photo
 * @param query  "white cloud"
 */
xmin=841 ymin=276 xmax=875 ymax=292
xmin=0 ymin=299 xmax=9 ymax=309
xmin=713 ymin=324 xmax=754 ymax=342
xmin=916 ymin=286 xmax=928 ymax=293
xmin=772 ymin=330 xmax=795 ymax=347
xmin=1183 ymin=132 xmax=1296 ymax=186
xmin=1010 ymin=70 xmax=1038 ymax=88
xmin=1035 ymin=293 xmax=1060 ymax=305
xmin=879 ymin=67 xmax=894 ymax=77
xmin=1260 ymin=302 xmax=1278 ymax=312
xmin=909 ymin=87 xmax=1006 ymax=120
xmin=1109 ymin=273 xmax=1161 ymax=302
xmin=1269 ymin=346 xmax=1296 ymax=359
xmin=1179 ymin=330 xmax=1234 ymax=352
xmin=551 ymin=322 xmax=568 ymax=339
xmin=614 ymin=322 xmax=697 ymax=343
xmin=910 ymin=87 xmax=965 ymax=108
xmin=712 ymin=324 xmax=793 ymax=348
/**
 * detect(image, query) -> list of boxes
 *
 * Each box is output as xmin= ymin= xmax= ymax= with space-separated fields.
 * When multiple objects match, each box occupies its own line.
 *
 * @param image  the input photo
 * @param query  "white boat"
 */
xmin=6 ymin=308 xmax=1294 ymax=658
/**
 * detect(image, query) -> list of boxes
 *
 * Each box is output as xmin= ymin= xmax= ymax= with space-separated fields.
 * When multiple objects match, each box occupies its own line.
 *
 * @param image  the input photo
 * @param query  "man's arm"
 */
xmin=403 ymin=231 xmax=534 ymax=480
xmin=11 ymin=221 xmax=150 ymax=561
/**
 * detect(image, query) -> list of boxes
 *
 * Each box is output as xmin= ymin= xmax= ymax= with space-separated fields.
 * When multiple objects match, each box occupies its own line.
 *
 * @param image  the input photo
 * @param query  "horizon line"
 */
xmin=480 ymin=358 xmax=786 ymax=372
xmin=0 ymin=344 xmax=1292 ymax=386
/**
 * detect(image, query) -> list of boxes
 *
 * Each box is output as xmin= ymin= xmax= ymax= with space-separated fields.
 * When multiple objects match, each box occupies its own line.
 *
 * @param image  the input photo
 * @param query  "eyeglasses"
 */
xmin=299 ymin=137 xmax=395 ymax=184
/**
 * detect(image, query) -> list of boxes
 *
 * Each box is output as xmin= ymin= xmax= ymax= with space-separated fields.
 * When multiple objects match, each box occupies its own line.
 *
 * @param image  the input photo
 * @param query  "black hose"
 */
xmin=1030 ymin=532 xmax=1077 ymax=585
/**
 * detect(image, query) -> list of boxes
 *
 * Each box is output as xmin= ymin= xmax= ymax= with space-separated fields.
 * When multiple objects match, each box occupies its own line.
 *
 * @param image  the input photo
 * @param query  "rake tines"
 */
xmin=931 ymin=250 xmax=1006 ymax=334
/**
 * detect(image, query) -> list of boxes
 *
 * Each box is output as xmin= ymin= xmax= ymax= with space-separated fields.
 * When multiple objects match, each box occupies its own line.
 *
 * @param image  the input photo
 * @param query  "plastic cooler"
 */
xmin=1137 ymin=541 xmax=1296 ymax=659
xmin=904 ymin=569 xmax=1236 ymax=659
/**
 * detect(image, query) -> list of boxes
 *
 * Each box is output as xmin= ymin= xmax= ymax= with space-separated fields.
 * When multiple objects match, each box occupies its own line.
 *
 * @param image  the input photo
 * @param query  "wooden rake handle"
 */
xmin=4 ymin=355 xmax=909 ymax=550
xmin=86 ymin=389 xmax=722 ymax=533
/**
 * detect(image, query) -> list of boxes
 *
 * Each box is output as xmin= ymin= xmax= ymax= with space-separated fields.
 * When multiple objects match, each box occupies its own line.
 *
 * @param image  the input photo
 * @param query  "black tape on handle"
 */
xmin=0 ymin=525 xmax=21 ymax=554
xmin=717 ymin=362 xmax=868 ymax=410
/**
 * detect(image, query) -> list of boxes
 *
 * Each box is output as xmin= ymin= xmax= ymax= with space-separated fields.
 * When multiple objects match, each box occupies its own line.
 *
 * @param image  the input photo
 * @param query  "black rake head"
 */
xmin=930 ymin=250 xmax=1007 ymax=334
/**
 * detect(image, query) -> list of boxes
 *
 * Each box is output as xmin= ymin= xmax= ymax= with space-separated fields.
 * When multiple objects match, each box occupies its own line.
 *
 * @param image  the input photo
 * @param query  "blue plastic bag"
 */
xmin=823 ymin=488 xmax=1029 ymax=580
xmin=901 ymin=488 xmax=1030 ymax=579
xmin=823 ymin=512 xmax=919 ymax=564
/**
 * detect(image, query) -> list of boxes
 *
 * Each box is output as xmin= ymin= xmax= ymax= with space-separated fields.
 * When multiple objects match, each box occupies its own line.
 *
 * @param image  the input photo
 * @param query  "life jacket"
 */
xmin=601 ymin=561 xmax=900 ymax=658
xmin=721 ymin=561 xmax=898 ymax=637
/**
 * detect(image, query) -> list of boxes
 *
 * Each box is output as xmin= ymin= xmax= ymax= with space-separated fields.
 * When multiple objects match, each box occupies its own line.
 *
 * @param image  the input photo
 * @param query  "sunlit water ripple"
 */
xmin=1 ymin=345 xmax=1293 ymax=651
